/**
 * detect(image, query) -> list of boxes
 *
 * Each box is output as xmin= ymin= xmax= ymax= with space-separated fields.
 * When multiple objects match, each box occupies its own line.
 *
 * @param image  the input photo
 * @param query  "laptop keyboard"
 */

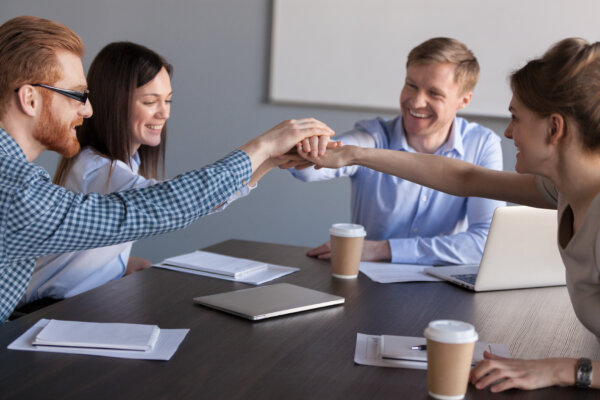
xmin=451 ymin=274 xmax=477 ymax=286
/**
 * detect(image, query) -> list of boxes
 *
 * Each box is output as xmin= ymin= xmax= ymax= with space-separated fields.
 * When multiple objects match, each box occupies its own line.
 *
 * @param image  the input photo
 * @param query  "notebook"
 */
xmin=379 ymin=335 xmax=511 ymax=366
xmin=424 ymin=206 xmax=565 ymax=291
xmin=193 ymin=283 xmax=345 ymax=320
xmin=31 ymin=320 xmax=160 ymax=351
xmin=161 ymin=250 xmax=267 ymax=278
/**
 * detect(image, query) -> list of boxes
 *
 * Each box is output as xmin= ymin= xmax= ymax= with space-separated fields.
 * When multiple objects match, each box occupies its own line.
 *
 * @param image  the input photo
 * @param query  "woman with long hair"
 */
xmin=21 ymin=42 xmax=267 ymax=305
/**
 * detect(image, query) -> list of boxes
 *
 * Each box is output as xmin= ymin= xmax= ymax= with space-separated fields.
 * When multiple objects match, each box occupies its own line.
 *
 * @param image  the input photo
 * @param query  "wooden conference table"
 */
xmin=0 ymin=239 xmax=599 ymax=399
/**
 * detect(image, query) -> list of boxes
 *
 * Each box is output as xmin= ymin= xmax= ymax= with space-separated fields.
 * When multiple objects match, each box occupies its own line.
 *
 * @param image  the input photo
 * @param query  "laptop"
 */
xmin=424 ymin=206 xmax=565 ymax=291
xmin=193 ymin=283 xmax=345 ymax=320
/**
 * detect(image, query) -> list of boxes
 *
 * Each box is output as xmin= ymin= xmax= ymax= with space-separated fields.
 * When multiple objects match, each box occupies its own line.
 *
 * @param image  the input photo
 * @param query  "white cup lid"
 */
xmin=329 ymin=223 xmax=366 ymax=237
xmin=424 ymin=320 xmax=478 ymax=344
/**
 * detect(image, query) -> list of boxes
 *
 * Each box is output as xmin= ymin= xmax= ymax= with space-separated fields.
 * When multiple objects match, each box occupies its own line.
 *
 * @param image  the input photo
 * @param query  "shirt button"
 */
xmin=242 ymin=180 xmax=247 ymax=186
xmin=413 ymin=228 xmax=419 ymax=233
xmin=421 ymin=195 xmax=427 ymax=202
xmin=235 ymin=190 xmax=241 ymax=196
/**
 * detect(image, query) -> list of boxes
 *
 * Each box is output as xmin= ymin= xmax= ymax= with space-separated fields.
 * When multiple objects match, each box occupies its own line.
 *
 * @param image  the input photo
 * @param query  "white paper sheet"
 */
xmin=359 ymin=262 xmax=442 ymax=283
xmin=32 ymin=319 xmax=159 ymax=351
xmin=354 ymin=333 xmax=511 ymax=370
xmin=154 ymin=261 xmax=298 ymax=285
xmin=8 ymin=319 xmax=188 ymax=361
xmin=161 ymin=250 xmax=267 ymax=278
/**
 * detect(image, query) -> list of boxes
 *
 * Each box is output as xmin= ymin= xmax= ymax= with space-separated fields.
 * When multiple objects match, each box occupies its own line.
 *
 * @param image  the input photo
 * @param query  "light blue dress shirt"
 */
xmin=291 ymin=116 xmax=505 ymax=265
xmin=22 ymin=147 xmax=253 ymax=304
xmin=0 ymin=124 xmax=251 ymax=322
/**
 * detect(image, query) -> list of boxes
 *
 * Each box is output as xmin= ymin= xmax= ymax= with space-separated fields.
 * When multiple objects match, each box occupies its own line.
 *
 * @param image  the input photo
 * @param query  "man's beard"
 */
xmin=33 ymin=97 xmax=81 ymax=158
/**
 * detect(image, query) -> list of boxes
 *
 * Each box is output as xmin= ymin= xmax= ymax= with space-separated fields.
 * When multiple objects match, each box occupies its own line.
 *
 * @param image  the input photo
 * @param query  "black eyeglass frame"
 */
xmin=14 ymin=83 xmax=89 ymax=104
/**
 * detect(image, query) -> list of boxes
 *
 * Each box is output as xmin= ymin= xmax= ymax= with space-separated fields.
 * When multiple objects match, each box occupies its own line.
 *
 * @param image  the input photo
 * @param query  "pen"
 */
xmin=411 ymin=345 xmax=427 ymax=351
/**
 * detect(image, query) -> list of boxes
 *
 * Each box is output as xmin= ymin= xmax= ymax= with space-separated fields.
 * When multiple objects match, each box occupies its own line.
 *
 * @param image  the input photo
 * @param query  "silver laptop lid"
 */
xmin=425 ymin=206 xmax=565 ymax=291
xmin=193 ymin=283 xmax=345 ymax=320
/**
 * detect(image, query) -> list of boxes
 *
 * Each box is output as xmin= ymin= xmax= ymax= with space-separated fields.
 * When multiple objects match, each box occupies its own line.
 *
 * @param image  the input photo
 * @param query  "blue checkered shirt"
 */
xmin=0 ymin=127 xmax=251 ymax=322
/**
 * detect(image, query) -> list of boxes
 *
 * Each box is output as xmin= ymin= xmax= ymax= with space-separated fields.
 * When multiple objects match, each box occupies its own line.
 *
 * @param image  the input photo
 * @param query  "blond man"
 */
xmin=291 ymin=38 xmax=505 ymax=265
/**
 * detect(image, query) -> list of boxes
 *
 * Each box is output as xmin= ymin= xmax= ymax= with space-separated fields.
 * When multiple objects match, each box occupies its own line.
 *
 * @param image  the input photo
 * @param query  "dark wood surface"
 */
xmin=0 ymin=239 xmax=598 ymax=399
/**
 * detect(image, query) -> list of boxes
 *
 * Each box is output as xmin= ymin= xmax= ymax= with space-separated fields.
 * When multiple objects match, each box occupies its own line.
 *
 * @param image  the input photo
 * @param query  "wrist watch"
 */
xmin=576 ymin=357 xmax=593 ymax=388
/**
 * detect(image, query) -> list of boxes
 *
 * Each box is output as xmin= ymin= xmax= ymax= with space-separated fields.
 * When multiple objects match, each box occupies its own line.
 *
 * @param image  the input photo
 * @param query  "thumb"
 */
xmin=483 ymin=350 xmax=508 ymax=361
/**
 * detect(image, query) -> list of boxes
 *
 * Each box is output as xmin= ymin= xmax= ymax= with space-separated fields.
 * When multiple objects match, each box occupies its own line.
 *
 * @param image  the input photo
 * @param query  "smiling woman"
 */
xmin=19 ymin=42 xmax=252 ymax=306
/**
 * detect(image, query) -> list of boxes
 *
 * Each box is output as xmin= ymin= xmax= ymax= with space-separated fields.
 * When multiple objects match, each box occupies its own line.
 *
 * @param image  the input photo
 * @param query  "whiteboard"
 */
xmin=270 ymin=0 xmax=600 ymax=117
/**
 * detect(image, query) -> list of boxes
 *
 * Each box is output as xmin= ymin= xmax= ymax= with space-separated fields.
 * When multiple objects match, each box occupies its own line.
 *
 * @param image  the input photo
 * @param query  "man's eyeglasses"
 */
xmin=14 ymin=84 xmax=89 ymax=104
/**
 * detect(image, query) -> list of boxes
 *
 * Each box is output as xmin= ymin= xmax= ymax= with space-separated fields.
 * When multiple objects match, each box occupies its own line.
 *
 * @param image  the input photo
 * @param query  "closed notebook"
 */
xmin=161 ymin=250 xmax=267 ymax=278
xmin=32 ymin=319 xmax=160 ymax=352
xmin=380 ymin=335 xmax=510 ymax=365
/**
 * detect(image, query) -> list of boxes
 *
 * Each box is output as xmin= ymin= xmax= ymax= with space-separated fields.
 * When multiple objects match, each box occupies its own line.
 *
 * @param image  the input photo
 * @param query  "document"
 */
xmin=32 ymin=319 xmax=160 ymax=351
xmin=8 ymin=319 xmax=188 ymax=361
xmin=354 ymin=333 xmax=510 ymax=370
xmin=155 ymin=251 xmax=298 ymax=285
xmin=359 ymin=262 xmax=442 ymax=283
xmin=160 ymin=250 xmax=267 ymax=278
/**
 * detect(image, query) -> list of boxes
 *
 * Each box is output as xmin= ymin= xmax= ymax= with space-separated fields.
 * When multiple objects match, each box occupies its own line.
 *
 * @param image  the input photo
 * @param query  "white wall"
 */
xmin=1 ymin=0 xmax=515 ymax=262
xmin=271 ymin=0 xmax=600 ymax=117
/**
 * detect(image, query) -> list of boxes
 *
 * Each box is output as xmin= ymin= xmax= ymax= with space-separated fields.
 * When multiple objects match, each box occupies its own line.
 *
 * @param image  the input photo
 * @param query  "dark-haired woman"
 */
xmin=21 ymin=42 xmax=266 ymax=304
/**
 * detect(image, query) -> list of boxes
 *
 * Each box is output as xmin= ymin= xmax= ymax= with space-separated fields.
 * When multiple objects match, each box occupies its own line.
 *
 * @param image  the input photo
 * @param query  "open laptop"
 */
xmin=193 ymin=283 xmax=345 ymax=320
xmin=424 ymin=206 xmax=565 ymax=291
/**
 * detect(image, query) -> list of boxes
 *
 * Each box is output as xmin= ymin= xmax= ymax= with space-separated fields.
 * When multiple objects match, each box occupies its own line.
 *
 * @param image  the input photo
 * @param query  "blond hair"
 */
xmin=0 ymin=16 xmax=84 ymax=119
xmin=407 ymin=37 xmax=479 ymax=94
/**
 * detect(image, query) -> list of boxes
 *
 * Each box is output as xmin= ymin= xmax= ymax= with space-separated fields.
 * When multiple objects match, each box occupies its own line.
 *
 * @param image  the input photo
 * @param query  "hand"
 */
xmin=297 ymin=135 xmax=342 ymax=158
xmin=306 ymin=240 xmax=391 ymax=261
xmin=297 ymin=144 xmax=358 ymax=169
xmin=125 ymin=256 xmax=153 ymax=276
xmin=470 ymin=351 xmax=576 ymax=392
xmin=277 ymin=141 xmax=342 ymax=170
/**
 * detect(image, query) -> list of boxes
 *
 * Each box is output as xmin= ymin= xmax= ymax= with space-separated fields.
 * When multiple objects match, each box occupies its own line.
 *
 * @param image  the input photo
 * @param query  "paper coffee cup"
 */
xmin=329 ymin=223 xmax=366 ymax=279
xmin=424 ymin=320 xmax=478 ymax=400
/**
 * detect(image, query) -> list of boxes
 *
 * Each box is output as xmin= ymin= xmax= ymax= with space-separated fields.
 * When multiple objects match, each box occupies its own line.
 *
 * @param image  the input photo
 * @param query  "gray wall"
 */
xmin=1 ymin=0 xmax=516 ymax=263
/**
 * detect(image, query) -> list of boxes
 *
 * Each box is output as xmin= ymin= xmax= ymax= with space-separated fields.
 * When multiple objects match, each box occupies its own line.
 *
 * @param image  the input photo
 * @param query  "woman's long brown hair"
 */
xmin=54 ymin=41 xmax=172 ymax=186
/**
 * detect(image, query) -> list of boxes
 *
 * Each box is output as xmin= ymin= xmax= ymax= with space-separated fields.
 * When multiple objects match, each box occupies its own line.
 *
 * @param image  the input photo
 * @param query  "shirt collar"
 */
xmin=131 ymin=152 xmax=141 ymax=174
xmin=0 ymin=127 xmax=28 ymax=161
xmin=392 ymin=116 xmax=464 ymax=157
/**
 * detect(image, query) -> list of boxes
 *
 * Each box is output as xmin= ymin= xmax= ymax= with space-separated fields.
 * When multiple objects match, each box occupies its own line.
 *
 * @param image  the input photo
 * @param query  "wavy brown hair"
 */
xmin=54 ymin=41 xmax=172 ymax=185
xmin=511 ymin=38 xmax=600 ymax=151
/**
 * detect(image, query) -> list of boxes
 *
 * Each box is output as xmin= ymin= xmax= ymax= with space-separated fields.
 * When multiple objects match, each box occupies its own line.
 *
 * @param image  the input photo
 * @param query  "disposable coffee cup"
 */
xmin=329 ymin=223 xmax=366 ymax=279
xmin=424 ymin=320 xmax=478 ymax=400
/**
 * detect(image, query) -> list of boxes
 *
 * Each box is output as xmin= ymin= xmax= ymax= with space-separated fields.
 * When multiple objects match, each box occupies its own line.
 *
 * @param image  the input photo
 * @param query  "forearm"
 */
xmin=349 ymin=147 xmax=551 ymax=207
xmin=389 ymin=231 xmax=486 ymax=265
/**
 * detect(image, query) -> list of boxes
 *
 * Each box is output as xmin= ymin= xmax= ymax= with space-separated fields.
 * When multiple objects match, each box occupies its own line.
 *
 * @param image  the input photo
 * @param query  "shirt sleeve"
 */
xmin=2 ymin=150 xmax=252 ymax=260
xmin=389 ymin=135 xmax=506 ymax=265
xmin=288 ymin=129 xmax=375 ymax=182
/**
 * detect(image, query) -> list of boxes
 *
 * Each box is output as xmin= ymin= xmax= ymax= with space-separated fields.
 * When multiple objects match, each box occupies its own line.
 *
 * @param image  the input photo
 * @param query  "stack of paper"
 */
xmin=155 ymin=250 xmax=299 ymax=285
xmin=161 ymin=251 xmax=267 ymax=278
xmin=32 ymin=319 xmax=160 ymax=351
xmin=8 ymin=319 xmax=189 ymax=361
xmin=359 ymin=261 xmax=441 ymax=283
xmin=354 ymin=333 xmax=511 ymax=370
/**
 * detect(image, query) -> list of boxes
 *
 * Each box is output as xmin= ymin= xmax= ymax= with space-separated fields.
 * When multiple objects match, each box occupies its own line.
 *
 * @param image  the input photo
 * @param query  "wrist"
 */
xmin=553 ymin=358 xmax=577 ymax=386
xmin=349 ymin=145 xmax=363 ymax=166
xmin=239 ymin=136 xmax=270 ymax=171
